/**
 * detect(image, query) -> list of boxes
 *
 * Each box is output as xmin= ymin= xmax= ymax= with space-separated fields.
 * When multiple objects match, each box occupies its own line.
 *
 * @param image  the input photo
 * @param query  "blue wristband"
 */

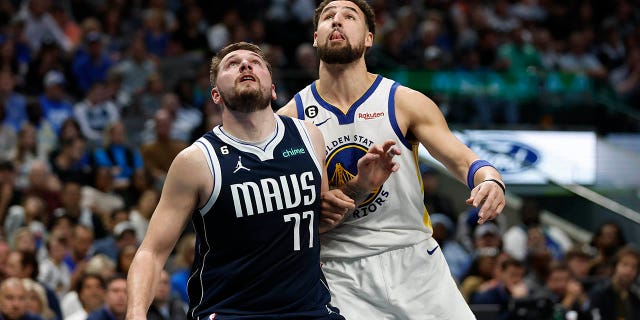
xmin=467 ymin=160 xmax=495 ymax=189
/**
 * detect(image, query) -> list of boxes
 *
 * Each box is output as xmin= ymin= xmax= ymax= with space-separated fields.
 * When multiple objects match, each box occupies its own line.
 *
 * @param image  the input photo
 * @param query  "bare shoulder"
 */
xmin=276 ymin=99 xmax=298 ymax=117
xmin=394 ymin=85 xmax=441 ymax=117
xmin=303 ymin=121 xmax=323 ymax=144
xmin=169 ymin=145 xmax=209 ymax=183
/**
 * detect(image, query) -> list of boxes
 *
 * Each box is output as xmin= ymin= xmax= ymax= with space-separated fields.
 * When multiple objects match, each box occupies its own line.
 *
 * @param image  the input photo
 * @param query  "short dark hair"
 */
xmin=209 ymin=42 xmax=271 ymax=87
xmin=615 ymin=245 xmax=640 ymax=269
xmin=314 ymin=0 xmax=376 ymax=36
xmin=76 ymin=273 xmax=106 ymax=293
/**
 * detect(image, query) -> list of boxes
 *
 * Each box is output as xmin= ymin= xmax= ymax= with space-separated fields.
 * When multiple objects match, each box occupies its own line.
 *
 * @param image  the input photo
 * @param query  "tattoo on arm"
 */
xmin=340 ymin=181 xmax=370 ymax=206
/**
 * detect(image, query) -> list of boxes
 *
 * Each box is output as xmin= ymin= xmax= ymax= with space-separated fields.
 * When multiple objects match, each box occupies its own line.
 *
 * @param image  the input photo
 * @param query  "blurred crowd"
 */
xmin=422 ymin=166 xmax=639 ymax=320
xmin=0 ymin=0 xmax=639 ymax=320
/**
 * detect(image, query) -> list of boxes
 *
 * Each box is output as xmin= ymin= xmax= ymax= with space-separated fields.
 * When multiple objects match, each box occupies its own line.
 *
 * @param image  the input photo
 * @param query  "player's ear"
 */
xmin=365 ymin=31 xmax=373 ymax=48
xmin=211 ymin=87 xmax=222 ymax=104
xmin=313 ymin=32 xmax=318 ymax=47
xmin=271 ymin=84 xmax=277 ymax=101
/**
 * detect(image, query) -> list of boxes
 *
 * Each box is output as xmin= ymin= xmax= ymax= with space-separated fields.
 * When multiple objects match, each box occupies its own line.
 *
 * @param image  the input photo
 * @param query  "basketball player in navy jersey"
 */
xmin=125 ymin=42 xmax=399 ymax=320
xmin=278 ymin=0 xmax=507 ymax=319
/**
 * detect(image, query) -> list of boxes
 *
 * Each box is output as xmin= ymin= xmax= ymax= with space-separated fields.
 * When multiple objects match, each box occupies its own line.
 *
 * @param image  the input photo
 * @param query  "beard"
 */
xmin=219 ymin=83 xmax=271 ymax=113
xmin=318 ymin=38 xmax=365 ymax=64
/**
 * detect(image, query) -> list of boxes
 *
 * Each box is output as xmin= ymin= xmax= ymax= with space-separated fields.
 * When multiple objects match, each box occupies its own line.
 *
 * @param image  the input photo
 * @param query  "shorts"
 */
xmin=321 ymin=237 xmax=475 ymax=320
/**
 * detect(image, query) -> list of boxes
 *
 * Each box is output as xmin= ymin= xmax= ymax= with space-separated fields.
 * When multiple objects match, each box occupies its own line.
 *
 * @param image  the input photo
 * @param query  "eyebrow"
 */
xmin=223 ymin=52 xmax=263 ymax=64
xmin=322 ymin=4 xmax=359 ymax=16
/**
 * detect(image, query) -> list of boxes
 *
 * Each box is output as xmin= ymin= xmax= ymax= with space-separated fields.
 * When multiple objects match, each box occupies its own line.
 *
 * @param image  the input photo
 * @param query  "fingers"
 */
xmin=320 ymin=189 xmax=355 ymax=226
xmin=467 ymin=181 xmax=506 ymax=224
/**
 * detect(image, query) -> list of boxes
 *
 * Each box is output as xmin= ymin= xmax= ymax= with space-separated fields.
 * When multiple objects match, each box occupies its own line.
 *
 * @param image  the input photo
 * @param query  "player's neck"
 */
xmin=221 ymin=108 xmax=277 ymax=142
xmin=317 ymin=60 xmax=376 ymax=111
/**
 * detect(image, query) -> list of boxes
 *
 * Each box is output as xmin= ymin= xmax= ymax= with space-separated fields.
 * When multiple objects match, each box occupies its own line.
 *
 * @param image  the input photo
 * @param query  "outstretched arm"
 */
xmin=396 ymin=86 xmax=506 ymax=224
xmin=126 ymin=146 xmax=207 ymax=319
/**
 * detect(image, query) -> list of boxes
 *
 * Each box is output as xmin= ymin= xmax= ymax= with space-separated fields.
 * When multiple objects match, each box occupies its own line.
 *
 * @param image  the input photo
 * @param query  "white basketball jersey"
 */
xmin=293 ymin=75 xmax=432 ymax=259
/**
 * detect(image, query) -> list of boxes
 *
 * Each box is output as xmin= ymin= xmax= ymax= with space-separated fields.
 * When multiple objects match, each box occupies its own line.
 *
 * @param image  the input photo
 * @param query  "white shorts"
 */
xmin=321 ymin=237 xmax=476 ymax=320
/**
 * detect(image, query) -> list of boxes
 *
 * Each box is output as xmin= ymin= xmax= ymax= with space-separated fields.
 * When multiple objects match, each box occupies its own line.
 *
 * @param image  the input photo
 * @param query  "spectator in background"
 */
xmin=0 ymin=161 xmax=21 ymax=230
xmin=86 ymin=274 xmax=128 ymax=320
xmin=609 ymin=46 xmax=640 ymax=109
xmin=472 ymin=258 xmax=530 ymax=320
xmin=63 ymin=224 xmax=95 ymax=289
xmin=142 ymin=8 xmax=170 ymax=59
xmin=24 ymin=102 xmax=57 ymax=161
xmin=144 ymin=92 xmax=201 ymax=143
xmin=92 ymin=121 xmax=144 ymax=190
xmin=0 ymin=69 xmax=27 ymax=132
xmin=73 ymin=82 xmax=120 ymax=147
xmin=3 ymin=195 xmax=47 ymax=249
xmin=22 ymin=278 xmax=55 ymax=320
xmin=37 ymin=232 xmax=71 ymax=299
xmin=0 ymin=34 xmax=21 ymax=77
xmin=15 ymin=0 xmax=73 ymax=54
xmin=540 ymin=262 xmax=590 ymax=320
xmin=53 ymin=181 xmax=107 ymax=240
xmin=10 ymin=124 xmax=41 ymax=189
xmin=589 ymin=245 xmax=640 ymax=320
xmin=589 ymin=221 xmax=628 ymax=277
xmin=0 ymin=277 xmax=44 ymax=320
xmin=9 ymin=228 xmax=38 ymax=257
xmin=50 ymin=136 xmax=92 ymax=186
xmin=565 ymin=246 xmax=595 ymax=282
xmin=4 ymin=250 xmax=63 ymax=320
xmin=22 ymin=160 xmax=61 ymax=218
xmin=140 ymin=109 xmax=187 ymax=188
xmin=0 ymin=239 xmax=10 ymax=281
xmin=72 ymin=32 xmax=113 ymax=94
xmin=92 ymin=221 xmax=138 ymax=263
xmin=23 ymin=38 xmax=71 ymax=97
xmin=84 ymin=255 xmax=116 ymax=284
xmin=135 ymin=72 xmax=165 ymax=122
xmin=459 ymin=248 xmax=501 ymax=302
xmin=81 ymin=167 xmax=126 ymax=221
xmin=115 ymin=244 xmax=137 ymax=276
xmin=61 ymin=273 xmax=105 ymax=320
xmin=147 ymin=270 xmax=187 ymax=320
xmin=39 ymin=70 xmax=74 ymax=134
xmin=111 ymin=37 xmax=157 ymax=108
xmin=503 ymin=199 xmax=571 ymax=262
xmin=0 ymin=103 xmax=17 ymax=162
xmin=558 ymin=30 xmax=608 ymax=81
xmin=49 ymin=4 xmax=81 ymax=50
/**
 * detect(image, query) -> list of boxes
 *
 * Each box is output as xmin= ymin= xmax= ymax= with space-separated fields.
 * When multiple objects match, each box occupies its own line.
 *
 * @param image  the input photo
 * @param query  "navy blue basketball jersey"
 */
xmin=187 ymin=115 xmax=342 ymax=320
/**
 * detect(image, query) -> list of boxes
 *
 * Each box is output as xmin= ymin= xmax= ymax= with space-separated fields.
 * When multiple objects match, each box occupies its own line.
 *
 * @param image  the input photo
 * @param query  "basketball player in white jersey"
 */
xmin=125 ymin=42 xmax=399 ymax=320
xmin=277 ymin=1 xmax=507 ymax=319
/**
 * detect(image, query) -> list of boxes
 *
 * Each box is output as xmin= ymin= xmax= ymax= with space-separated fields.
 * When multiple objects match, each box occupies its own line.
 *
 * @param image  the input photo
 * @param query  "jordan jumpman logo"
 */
xmin=233 ymin=156 xmax=250 ymax=173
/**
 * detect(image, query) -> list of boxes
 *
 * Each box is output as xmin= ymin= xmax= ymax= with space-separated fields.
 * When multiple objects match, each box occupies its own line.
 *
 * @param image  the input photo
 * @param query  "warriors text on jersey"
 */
xmin=293 ymin=75 xmax=432 ymax=259
xmin=189 ymin=115 xmax=341 ymax=320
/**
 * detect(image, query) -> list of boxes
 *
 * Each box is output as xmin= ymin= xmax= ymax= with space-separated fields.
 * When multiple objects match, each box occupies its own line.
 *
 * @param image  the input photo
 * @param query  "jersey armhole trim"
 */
xmin=194 ymin=138 xmax=222 ymax=215
xmin=388 ymin=82 xmax=412 ymax=150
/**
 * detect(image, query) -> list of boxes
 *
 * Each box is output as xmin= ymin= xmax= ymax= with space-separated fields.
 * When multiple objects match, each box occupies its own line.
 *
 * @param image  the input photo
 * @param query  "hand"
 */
xmin=465 ymin=179 xmax=506 ymax=224
xmin=350 ymin=140 xmax=400 ymax=191
xmin=508 ymin=281 xmax=528 ymax=298
xmin=319 ymin=189 xmax=355 ymax=233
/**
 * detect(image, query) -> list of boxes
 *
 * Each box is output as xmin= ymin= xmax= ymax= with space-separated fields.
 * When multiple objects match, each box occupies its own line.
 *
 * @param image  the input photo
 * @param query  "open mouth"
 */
xmin=330 ymin=31 xmax=345 ymax=41
xmin=239 ymin=74 xmax=256 ymax=82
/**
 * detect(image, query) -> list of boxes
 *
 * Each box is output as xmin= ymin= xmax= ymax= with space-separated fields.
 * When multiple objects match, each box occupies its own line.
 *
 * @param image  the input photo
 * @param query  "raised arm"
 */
xmin=126 ymin=146 xmax=209 ymax=319
xmin=395 ymin=86 xmax=505 ymax=224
